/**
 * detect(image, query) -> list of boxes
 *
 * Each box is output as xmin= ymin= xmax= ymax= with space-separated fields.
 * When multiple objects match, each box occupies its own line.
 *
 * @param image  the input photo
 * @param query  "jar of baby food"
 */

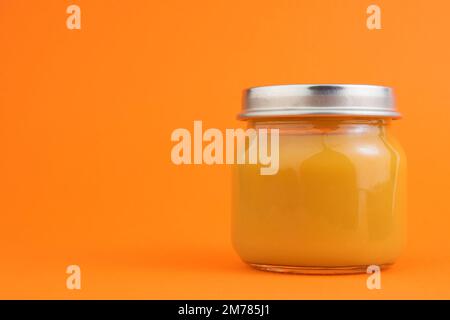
xmin=232 ymin=84 xmax=406 ymax=274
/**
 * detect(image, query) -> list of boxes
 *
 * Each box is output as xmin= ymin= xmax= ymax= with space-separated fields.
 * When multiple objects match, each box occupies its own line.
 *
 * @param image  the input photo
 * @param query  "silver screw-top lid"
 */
xmin=239 ymin=84 xmax=400 ymax=119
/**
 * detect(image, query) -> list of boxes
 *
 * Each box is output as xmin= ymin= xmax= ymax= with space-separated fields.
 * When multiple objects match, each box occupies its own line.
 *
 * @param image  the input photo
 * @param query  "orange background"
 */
xmin=1 ymin=0 xmax=450 ymax=299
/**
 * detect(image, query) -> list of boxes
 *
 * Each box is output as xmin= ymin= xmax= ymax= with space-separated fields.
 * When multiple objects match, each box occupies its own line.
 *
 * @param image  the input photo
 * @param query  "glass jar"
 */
xmin=232 ymin=85 xmax=406 ymax=274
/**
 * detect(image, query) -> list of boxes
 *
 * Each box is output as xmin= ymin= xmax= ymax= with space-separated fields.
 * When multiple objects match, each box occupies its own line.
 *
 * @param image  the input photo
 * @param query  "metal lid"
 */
xmin=239 ymin=84 xmax=400 ymax=119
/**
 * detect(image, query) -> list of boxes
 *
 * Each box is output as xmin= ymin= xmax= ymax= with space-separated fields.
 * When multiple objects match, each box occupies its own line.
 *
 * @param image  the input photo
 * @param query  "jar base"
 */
xmin=248 ymin=263 xmax=393 ymax=275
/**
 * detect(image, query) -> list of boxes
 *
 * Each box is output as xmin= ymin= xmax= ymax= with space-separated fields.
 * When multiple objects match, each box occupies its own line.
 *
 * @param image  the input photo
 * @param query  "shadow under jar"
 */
xmin=232 ymin=84 xmax=407 ymax=274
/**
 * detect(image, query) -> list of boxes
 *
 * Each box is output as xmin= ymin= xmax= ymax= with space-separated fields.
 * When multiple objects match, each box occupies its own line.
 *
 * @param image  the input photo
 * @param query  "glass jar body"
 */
xmin=232 ymin=118 xmax=407 ymax=274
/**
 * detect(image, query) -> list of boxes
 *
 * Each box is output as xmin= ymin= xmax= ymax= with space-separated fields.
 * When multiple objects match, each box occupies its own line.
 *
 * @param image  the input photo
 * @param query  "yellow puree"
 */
xmin=232 ymin=121 xmax=406 ymax=267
